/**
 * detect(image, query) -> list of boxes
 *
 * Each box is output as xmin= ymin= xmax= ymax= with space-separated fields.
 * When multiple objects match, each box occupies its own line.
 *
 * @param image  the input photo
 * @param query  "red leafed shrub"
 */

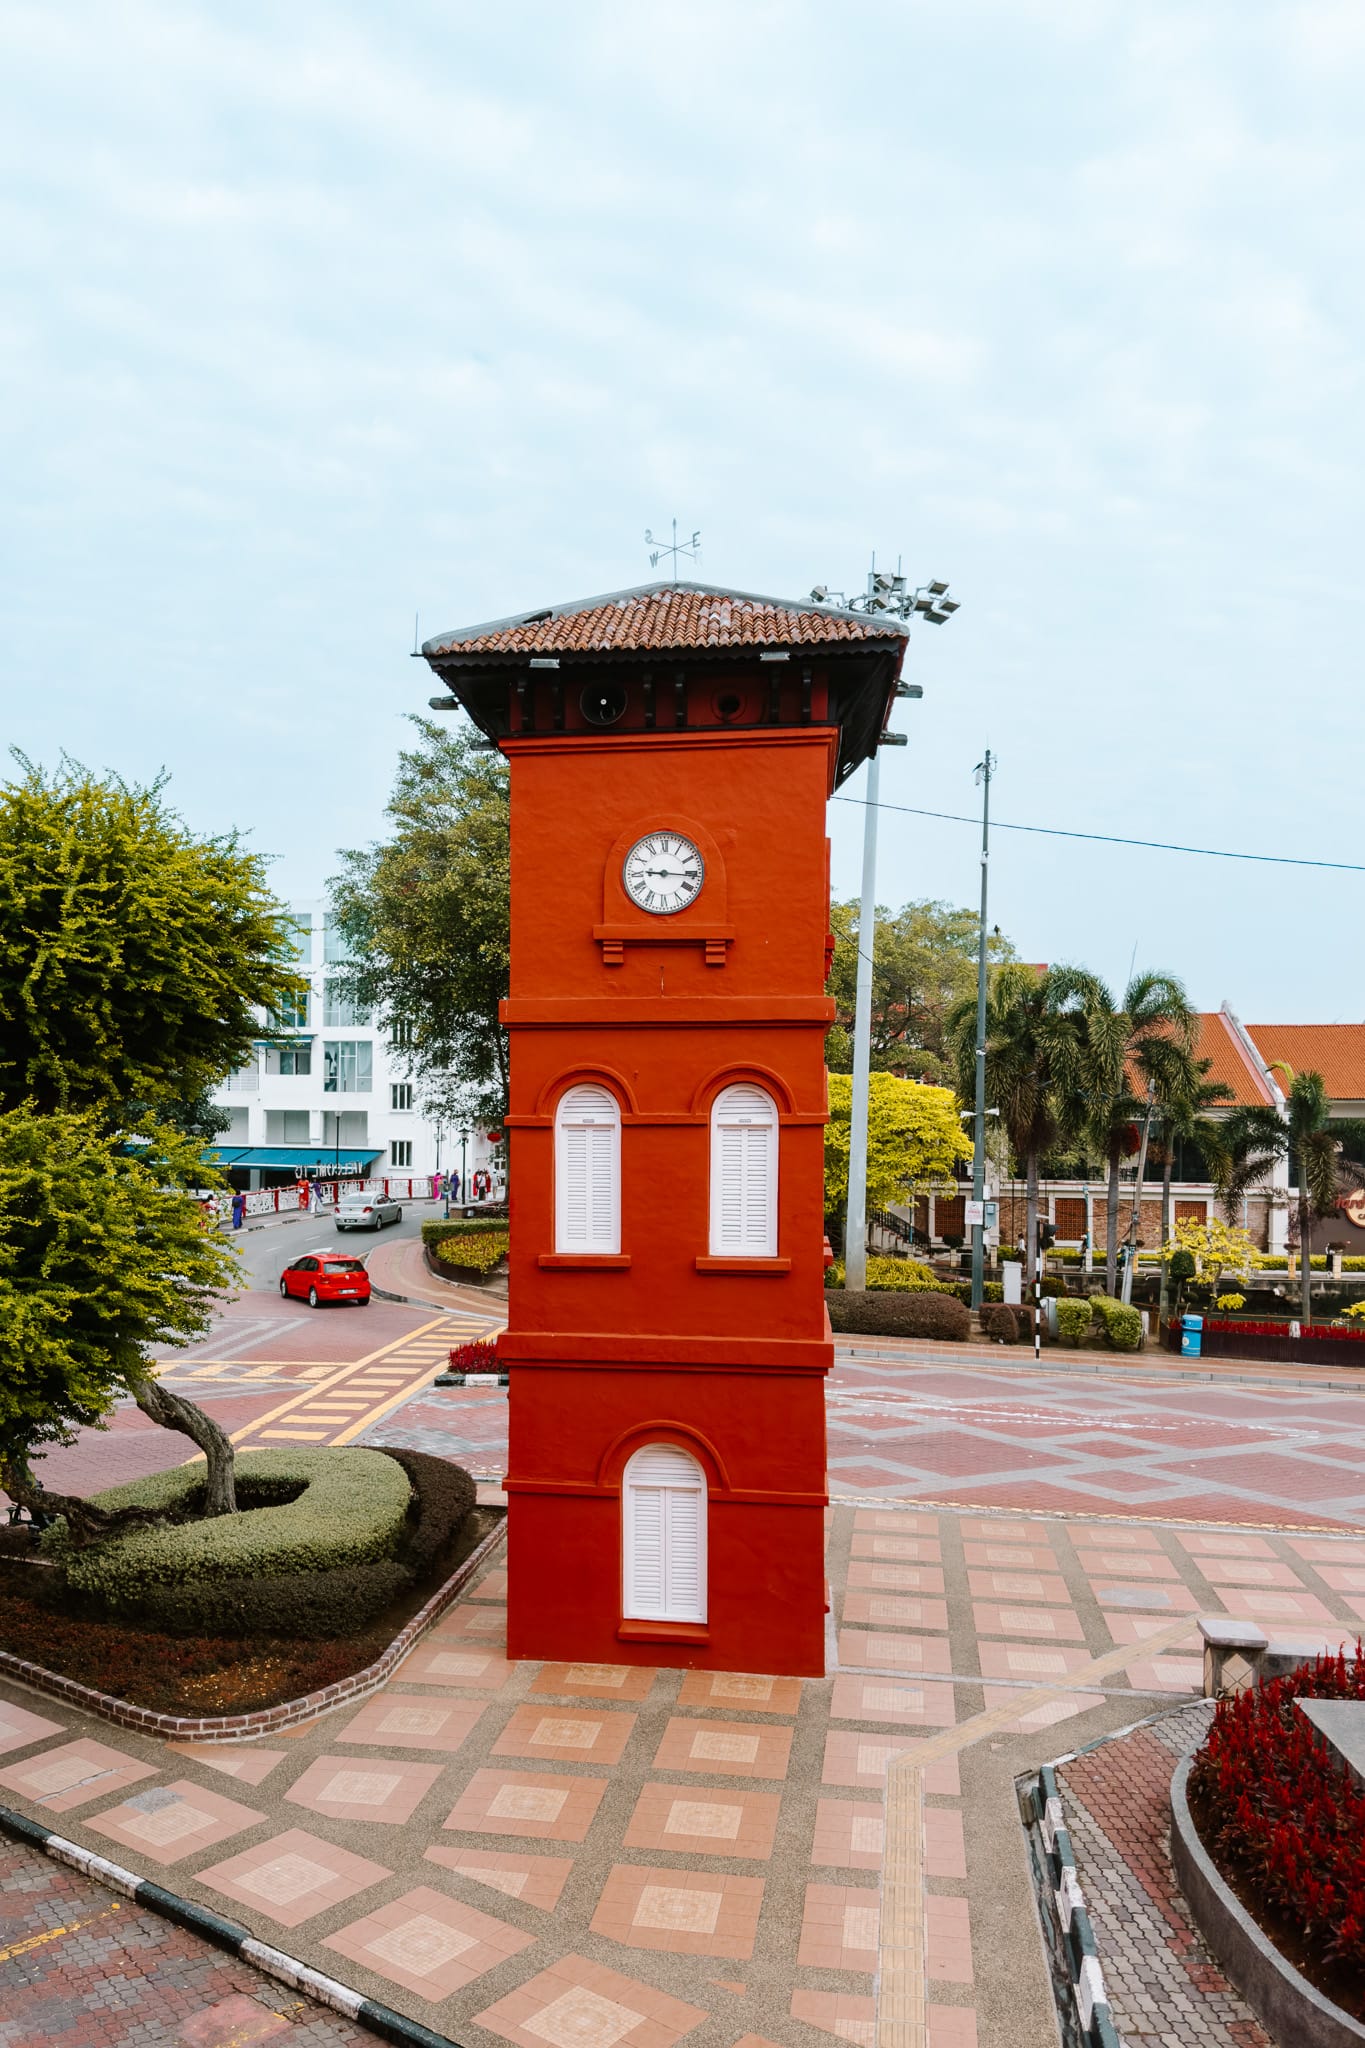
xmin=1204 ymin=1318 xmax=1365 ymax=1343
xmin=448 ymin=1339 xmax=500 ymax=1372
xmin=1189 ymin=1645 xmax=1365 ymax=1982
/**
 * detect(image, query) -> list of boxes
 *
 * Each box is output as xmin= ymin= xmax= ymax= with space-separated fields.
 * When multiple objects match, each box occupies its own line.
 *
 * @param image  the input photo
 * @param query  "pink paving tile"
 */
xmin=789 ymin=1990 xmax=876 ymax=2045
xmin=285 ymin=1755 xmax=444 ymax=1824
xmin=1074 ymin=1548 xmax=1179 ymax=1580
xmin=179 ymin=1994 xmax=292 ymax=2045
xmin=829 ymin=1675 xmax=957 ymax=1727
xmin=925 ymin=1805 xmax=968 ymax=1879
xmin=1125 ymin=1655 xmax=1203 ymax=1693
xmin=959 ymin=1518 xmax=1055 ymax=1542
xmin=471 ymin=1568 xmax=508 ymax=1600
xmin=167 ymin=1743 xmax=287 ymax=1786
xmin=1217 ymin=1587 xmax=1342 ymax=1625
xmin=474 ymin=1951 xmax=707 ymax=2048
xmin=432 ymin=1605 xmax=508 ymax=1643
xmin=894 ymin=1432 xmax=1065 ymax=1476
xmin=675 ymin=1671 xmax=803 ymax=1715
xmin=423 ymin=1845 xmax=573 ymax=1909
xmin=624 ymin=1783 xmax=782 ymax=1858
xmin=841 ymin=1591 xmax=949 ymax=1631
xmin=1089 ymin=1581 xmax=1202 ymax=1612
xmin=928 ymin=2010 xmax=979 ymax=2048
xmin=1065 ymin=1522 xmax=1164 ymax=1549
xmin=811 ymin=1798 xmax=884 ymax=1871
xmin=1196 ymin=1558 xmax=1307 ymax=1589
xmin=1176 ymin=1530 xmax=1276 ymax=1558
xmin=87 ymin=1778 xmax=266 ymax=1864
xmin=1315 ymin=1566 xmax=1365 ymax=1592
xmin=0 ymin=1737 xmax=157 ymax=1812
xmin=797 ymin=1882 xmax=880 ymax=1971
xmin=1101 ymin=1614 xmax=1201 ymax=1647
xmin=492 ymin=1705 xmax=637 ymax=1766
xmin=980 ymin=1687 xmax=1106 ymax=1730
xmin=591 ymin=1864 xmax=764 ymax=1958
xmin=926 ymin=1893 xmax=973 ymax=1982
xmin=971 ymin=1602 xmax=1085 ymax=1641
xmin=853 ymin=1510 xmax=941 ymax=1533
xmin=846 ymin=1560 xmax=946 ymax=1594
xmin=821 ymin=1731 xmax=960 ymax=1795
xmin=323 ymin=1883 xmax=534 ymax=2002
xmin=442 ymin=1769 xmax=608 ymax=1841
xmin=1336 ymin=1596 xmax=1365 ymax=1628
xmin=965 ymin=1571 xmax=1072 ymax=1603
xmin=196 ymin=1827 xmax=391 ymax=1928
xmin=1289 ymin=1538 xmax=1365 ymax=1563
xmin=398 ymin=1641 xmax=516 ymax=1689
xmin=0 ymin=1700 xmax=64 ymax=1756
xmin=529 ymin=1663 xmax=657 ymax=1702
xmin=850 ymin=1533 xmax=942 ymax=1562
xmin=1183 ymin=1451 xmax=1365 ymax=1498
xmin=977 ymin=1641 xmax=1094 ymax=1682
xmin=334 ymin=1694 xmax=485 ymax=1752
xmin=836 ymin=1630 xmax=953 ymax=1673
xmin=651 ymin=1718 xmax=794 ymax=1779
xmin=962 ymin=1542 xmax=1059 ymax=1570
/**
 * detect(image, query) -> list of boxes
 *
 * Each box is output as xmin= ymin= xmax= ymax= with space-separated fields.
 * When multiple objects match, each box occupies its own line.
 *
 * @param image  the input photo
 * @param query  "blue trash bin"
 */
xmin=1180 ymin=1313 xmax=1203 ymax=1359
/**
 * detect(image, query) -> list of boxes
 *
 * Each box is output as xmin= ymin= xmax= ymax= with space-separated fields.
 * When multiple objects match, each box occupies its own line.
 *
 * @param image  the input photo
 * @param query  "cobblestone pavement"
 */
xmin=0 ymin=1836 xmax=374 ymax=2046
xmin=1057 ymin=1702 xmax=1273 ymax=2047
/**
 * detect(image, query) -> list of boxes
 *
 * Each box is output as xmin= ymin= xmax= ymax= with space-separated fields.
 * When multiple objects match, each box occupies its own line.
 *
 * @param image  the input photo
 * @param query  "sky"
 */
xmin=3 ymin=0 xmax=1362 ymax=1022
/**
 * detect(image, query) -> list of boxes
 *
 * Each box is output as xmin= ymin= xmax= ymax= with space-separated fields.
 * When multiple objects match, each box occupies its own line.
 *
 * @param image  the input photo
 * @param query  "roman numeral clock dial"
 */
xmin=622 ymin=832 xmax=705 ymax=916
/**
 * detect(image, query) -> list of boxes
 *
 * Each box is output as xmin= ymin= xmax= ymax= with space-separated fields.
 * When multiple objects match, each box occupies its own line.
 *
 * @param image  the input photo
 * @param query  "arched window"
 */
xmin=555 ymin=1084 xmax=620 ymax=1253
xmin=709 ymin=1083 xmax=778 ymax=1256
xmin=622 ymin=1444 xmax=707 ymax=1623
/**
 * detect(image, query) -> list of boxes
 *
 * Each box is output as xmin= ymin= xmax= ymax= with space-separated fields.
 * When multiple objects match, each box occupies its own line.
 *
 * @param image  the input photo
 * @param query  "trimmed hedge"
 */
xmin=827 ymin=1289 xmax=971 ymax=1341
xmin=435 ymin=1231 xmax=509 ymax=1276
xmin=422 ymin=1219 xmax=509 ymax=1246
xmin=980 ymin=1303 xmax=1020 ymax=1344
xmin=1090 ymin=1293 xmax=1144 ymax=1351
xmin=380 ymin=1447 xmax=477 ymax=1573
xmin=1055 ymin=1297 xmax=1093 ymax=1346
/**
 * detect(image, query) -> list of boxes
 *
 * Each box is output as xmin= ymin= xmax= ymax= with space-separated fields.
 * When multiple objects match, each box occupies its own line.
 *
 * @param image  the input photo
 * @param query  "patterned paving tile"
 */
xmin=87 ymin=1778 xmax=266 ymax=1864
xmin=334 ymin=1694 xmax=486 ymax=1751
xmin=1216 ymin=1586 xmax=1344 ymax=1625
xmin=530 ymin=1663 xmax=657 ymax=1701
xmin=829 ymin=1675 xmax=957 ymax=1726
xmin=0 ymin=1700 xmax=64 ymax=1756
xmin=1175 ymin=1530 xmax=1276 ymax=1558
xmin=926 ymin=1893 xmax=973 ymax=1981
xmin=797 ymin=1882 xmax=880 ymax=1970
xmin=810 ymin=1798 xmax=884 ymax=1871
xmin=789 ymin=1990 xmax=876 ymax=2046
xmin=323 ymin=1883 xmax=534 ymax=2001
xmin=492 ymin=1705 xmax=637 ymax=1765
xmin=0 ymin=1735 xmax=158 ymax=1811
xmin=423 ymin=1845 xmax=574 ymax=1908
xmin=1088 ymin=1579 xmax=1202 ymax=1611
xmin=1194 ymin=1558 xmax=1306 ymax=1588
xmin=846 ymin=1559 xmax=946 ymax=1593
xmin=442 ymin=1769 xmax=609 ymax=1841
xmin=836 ymin=1629 xmax=953 ymax=1672
xmin=167 ymin=1742 xmax=288 ymax=1785
xmin=841 ymin=1592 xmax=950 ymax=1630
xmin=196 ymin=1827 xmax=391 ymax=1927
xmin=964 ymin=1570 xmax=1072 ymax=1602
xmin=284 ymin=1755 xmax=445 ymax=1824
xmin=976 ymin=1641 xmax=1095 ymax=1682
xmin=474 ymin=1952 xmax=707 ymax=2048
xmin=970 ymin=1601 xmax=1086 ymax=1640
xmin=850 ymin=1532 xmax=942 ymax=1561
xmin=623 ymin=1784 xmax=782 ymax=1858
xmin=961 ymin=1542 xmax=1059 ymax=1570
xmin=651 ymin=1718 xmax=793 ymax=1779
xmin=1073 ymin=1547 xmax=1180 ymax=1580
xmin=674 ymin=1671 xmax=803 ymax=1714
xmin=591 ymin=1865 xmax=764 ymax=1957
xmin=398 ymin=1641 xmax=517 ymax=1688
xmin=821 ymin=1731 xmax=960 ymax=1795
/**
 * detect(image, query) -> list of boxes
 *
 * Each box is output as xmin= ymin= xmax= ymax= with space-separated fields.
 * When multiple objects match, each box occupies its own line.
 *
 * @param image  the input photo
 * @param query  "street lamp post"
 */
xmin=460 ymin=1129 xmax=469 ymax=1211
xmin=969 ymin=750 xmax=995 ymax=1311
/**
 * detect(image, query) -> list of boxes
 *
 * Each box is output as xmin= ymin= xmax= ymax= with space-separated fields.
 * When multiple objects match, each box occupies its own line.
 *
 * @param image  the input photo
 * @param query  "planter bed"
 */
xmin=1164 ymin=1317 xmax=1365 ymax=1366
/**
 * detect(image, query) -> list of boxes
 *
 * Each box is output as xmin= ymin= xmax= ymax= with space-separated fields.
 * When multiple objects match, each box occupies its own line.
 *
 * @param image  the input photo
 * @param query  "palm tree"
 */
xmin=948 ymin=962 xmax=1115 ymax=1275
xmin=1220 ymin=1068 xmax=1365 ymax=1323
xmin=1152 ymin=1058 xmax=1234 ymax=1323
xmin=1081 ymin=973 xmax=1196 ymax=1294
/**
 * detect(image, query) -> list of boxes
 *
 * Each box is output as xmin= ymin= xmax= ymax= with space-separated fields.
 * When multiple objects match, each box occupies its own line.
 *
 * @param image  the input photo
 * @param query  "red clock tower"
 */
xmin=423 ymin=583 xmax=909 ymax=1676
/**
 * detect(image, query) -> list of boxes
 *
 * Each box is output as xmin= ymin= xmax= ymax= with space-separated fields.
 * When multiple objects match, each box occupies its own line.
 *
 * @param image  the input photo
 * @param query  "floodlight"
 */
xmin=927 ymin=579 xmax=949 ymax=596
xmin=810 ymin=585 xmax=830 ymax=602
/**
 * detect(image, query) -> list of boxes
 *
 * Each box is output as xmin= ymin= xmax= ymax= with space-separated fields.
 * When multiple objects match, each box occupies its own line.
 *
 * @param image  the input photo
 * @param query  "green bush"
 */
xmin=980 ymin=1303 xmax=1020 ymax=1344
xmin=1258 ymin=1255 xmax=1365 ymax=1272
xmin=435 ymin=1232 xmax=509 ymax=1275
xmin=421 ymin=1219 xmax=509 ymax=1246
xmin=825 ymin=1256 xmax=944 ymax=1291
xmin=827 ymin=1289 xmax=971 ymax=1341
xmin=1054 ymin=1297 xmax=1093 ymax=1347
xmin=380 ymin=1448 xmax=477 ymax=1573
xmin=1090 ymin=1294 xmax=1144 ymax=1352
xmin=45 ymin=1448 xmax=412 ymax=1613
xmin=982 ymin=1281 xmax=1004 ymax=1304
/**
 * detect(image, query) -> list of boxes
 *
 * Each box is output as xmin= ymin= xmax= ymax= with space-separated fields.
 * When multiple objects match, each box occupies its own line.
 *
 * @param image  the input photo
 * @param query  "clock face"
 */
xmin=622 ymin=832 xmax=705 ymax=916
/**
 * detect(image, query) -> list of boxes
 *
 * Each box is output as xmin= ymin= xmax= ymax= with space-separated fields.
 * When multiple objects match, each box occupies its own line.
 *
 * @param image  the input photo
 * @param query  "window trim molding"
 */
xmin=708 ymin=1081 xmax=780 ymax=1259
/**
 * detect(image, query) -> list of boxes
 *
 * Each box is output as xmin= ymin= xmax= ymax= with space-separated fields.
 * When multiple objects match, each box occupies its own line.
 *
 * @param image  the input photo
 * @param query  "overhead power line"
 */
xmin=830 ymin=795 xmax=1365 ymax=875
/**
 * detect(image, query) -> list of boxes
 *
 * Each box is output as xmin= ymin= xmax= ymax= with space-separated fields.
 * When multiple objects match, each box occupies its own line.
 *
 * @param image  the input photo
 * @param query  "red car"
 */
xmin=279 ymin=1254 xmax=372 ymax=1308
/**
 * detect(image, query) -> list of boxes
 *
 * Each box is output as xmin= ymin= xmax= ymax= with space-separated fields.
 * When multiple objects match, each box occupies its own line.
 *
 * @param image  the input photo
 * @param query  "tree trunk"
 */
xmin=1025 ymin=1147 xmax=1039 ymax=1277
xmin=1105 ymin=1148 xmax=1122 ymax=1294
xmin=131 ymin=1380 xmax=237 ymax=1514
xmin=0 ymin=1458 xmax=177 ymax=1549
xmin=1299 ymin=1182 xmax=1313 ymax=1327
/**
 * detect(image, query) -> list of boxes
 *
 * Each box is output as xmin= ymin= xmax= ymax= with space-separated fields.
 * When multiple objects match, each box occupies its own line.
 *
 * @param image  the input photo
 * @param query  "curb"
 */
xmin=434 ymin=1373 xmax=509 ymax=1388
xmin=1022 ymin=1763 xmax=1121 ymax=2048
xmin=0 ymin=1802 xmax=465 ymax=2048
xmin=0 ymin=1516 xmax=507 ymax=1742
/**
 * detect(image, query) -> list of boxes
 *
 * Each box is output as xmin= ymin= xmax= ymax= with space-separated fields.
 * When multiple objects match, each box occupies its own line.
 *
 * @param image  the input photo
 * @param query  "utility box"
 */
xmin=1002 ymin=1261 xmax=1023 ymax=1305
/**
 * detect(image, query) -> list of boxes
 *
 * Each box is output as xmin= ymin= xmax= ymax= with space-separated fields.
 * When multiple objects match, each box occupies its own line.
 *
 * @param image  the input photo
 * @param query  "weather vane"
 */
xmin=645 ymin=520 xmax=702 ymax=575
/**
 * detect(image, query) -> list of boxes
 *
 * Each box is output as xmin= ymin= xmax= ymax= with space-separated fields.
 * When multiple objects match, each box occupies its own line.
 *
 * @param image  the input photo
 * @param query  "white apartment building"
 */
xmin=204 ymin=899 xmax=493 ymax=1197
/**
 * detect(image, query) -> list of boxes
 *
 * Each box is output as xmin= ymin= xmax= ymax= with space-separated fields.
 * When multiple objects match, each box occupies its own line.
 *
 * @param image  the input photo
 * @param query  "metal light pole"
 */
xmin=845 ymin=747 xmax=881 ymax=1291
xmin=969 ymin=750 xmax=995 ymax=1311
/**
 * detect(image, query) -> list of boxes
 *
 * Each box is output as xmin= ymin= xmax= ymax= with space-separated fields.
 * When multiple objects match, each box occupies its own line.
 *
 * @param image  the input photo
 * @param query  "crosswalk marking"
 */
xmin=225 ymin=1311 xmax=502 ymax=1450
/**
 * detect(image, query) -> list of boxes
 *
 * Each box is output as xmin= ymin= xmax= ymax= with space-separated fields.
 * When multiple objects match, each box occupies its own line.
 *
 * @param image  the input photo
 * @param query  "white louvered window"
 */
xmin=554 ymin=1084 xmax=621 ymax=1254
xmin=709 ymin=1083 xmax=778 ymax=1256
xmin=622 ymin=1445 xmax=707 ymax=1624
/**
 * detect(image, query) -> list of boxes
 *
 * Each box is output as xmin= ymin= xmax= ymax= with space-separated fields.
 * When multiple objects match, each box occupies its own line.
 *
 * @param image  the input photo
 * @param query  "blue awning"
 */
xmin=202 ymin=1147 xmax=385 ymax=1170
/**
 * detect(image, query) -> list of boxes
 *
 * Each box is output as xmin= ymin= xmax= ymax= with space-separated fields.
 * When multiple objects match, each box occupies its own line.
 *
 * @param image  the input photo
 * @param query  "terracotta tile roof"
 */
xmin=1193 ymin=1011 xmax=1278 ymax=1107
xmin=423 ymin=582 xmax=902 ymax=659
xmin=1246 ymin=1024 xmax=1365 ymax=1102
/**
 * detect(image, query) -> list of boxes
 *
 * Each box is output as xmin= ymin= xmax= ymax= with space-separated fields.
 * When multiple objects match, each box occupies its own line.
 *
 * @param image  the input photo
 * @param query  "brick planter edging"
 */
xmin=1170 ymin=1753 xmax=1365 ymax=2047
xmin=0 ymin=1801 xmax=465 ymax=2048
xmin=1022 ymin=1763 xmax=1122 ymax=2048
xmin=0 ymin=1512 xmax=506 ymax=1743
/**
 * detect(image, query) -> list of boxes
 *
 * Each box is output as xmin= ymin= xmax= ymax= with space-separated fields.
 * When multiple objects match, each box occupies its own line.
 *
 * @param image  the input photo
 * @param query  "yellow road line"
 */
xmin=0 ymin=1901 xmax=121 ymax=1963
xmin=227 ymin=1316 xmax=451 ymax=1445
xmin=330 ymin=1362 xmax=453 ymax=1445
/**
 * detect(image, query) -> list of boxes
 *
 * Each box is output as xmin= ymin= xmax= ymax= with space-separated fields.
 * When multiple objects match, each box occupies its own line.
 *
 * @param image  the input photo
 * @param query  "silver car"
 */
xmin=335 ymin=1191 xmax=403 ymax=1231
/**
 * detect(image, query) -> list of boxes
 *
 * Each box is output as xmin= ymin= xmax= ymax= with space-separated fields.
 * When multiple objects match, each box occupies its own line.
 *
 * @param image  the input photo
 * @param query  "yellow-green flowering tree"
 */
xmin=1163 ymin=1216 xmax=1264 ymax=1294
xmin=824 ymin=1073 xmax=972 ymax=1217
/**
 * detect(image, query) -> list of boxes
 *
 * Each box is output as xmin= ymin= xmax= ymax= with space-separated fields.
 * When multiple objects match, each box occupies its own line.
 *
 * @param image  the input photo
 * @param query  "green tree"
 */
xmin=328 ymin=719 xmax=510 ymax=1126
xmin=0 ymin=1107 xmax=243 ymax=1537
xmin=824 ymin=1072 xmax=972 ymax=1219
xmin=826 ymin=899 xmax=1016 ymax=1084
xmin=1221 ymin=1068 xmax=1365 ymax=1323
xmin=1151 ymin=1059 xmax=1234 ymax=1322
xmin=947 ymin=962 xmax=1114 ymax=1272
xmin=1080 ymin=972 xmax=1196 ymax=1293
xmin=0 ymin=757 xmax=301 ymax=1120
